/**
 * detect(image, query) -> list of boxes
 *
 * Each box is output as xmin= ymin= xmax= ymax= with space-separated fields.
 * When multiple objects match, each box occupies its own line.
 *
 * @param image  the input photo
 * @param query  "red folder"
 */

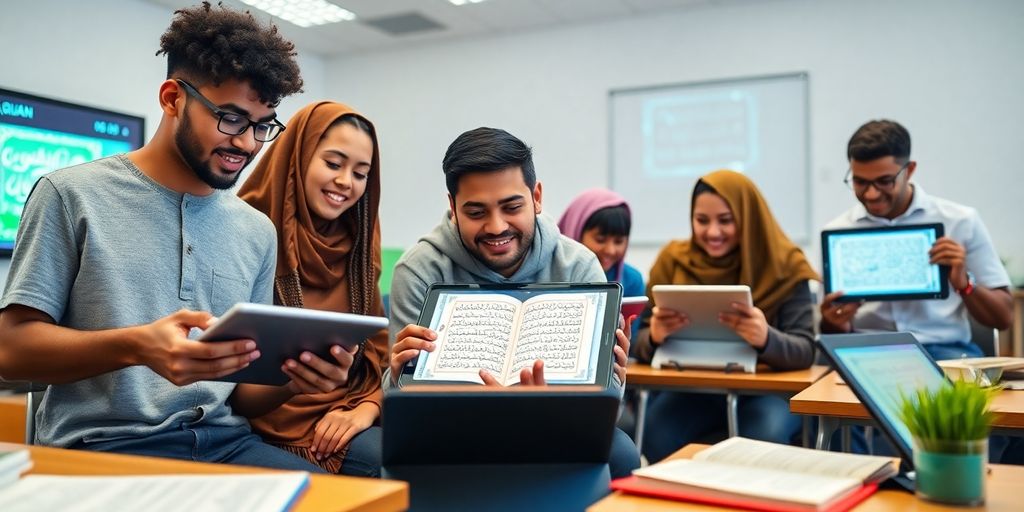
xmin=609 ymin=476 xmax=878 ymax=512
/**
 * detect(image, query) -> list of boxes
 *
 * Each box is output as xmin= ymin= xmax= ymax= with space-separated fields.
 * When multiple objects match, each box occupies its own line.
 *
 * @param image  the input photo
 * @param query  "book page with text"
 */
xmin=414 ymin=293 xmax=521 ymax=384
xmin=506 ymin=292 xmax=604 ymax=385
xmin=696 ymin=437 xmax=896 ymax=483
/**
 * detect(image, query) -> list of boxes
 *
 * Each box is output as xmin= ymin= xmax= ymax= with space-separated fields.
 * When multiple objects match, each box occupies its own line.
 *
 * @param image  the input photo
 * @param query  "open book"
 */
xmin=413 ymin=292 xmax=605 ymax=386
xmin=611 ymin=437 xmax=896 ymax=512
xmin=937 ymin=356 xmax=1024 ymax=386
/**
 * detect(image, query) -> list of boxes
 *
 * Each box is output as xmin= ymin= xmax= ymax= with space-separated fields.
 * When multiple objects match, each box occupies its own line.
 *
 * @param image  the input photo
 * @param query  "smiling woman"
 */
xmin=633 ymin=169 xmax=820 ymax=463
xmin=237 ymin=102 xmax=387 ymax=477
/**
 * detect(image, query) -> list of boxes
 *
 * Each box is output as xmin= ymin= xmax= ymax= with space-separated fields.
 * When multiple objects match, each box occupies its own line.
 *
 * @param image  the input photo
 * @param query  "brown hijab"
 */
xmin=238 ymin=102 xmax=387 ymax=472
xmin=647 ymin=170 xmax=819 ymax=321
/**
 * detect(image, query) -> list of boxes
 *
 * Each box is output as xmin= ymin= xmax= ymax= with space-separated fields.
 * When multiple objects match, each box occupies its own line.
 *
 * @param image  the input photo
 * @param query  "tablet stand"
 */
xmin=651 ymin=339 xmax=757 ymax=373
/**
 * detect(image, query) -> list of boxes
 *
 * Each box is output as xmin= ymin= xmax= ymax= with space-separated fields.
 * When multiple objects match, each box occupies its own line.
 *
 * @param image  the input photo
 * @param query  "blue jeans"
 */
xmin=339 ymin=426 xmax=382 ymax=477
xmin=74 ymin=423 xmax=325 ymax=473
xmin=643 ymin=391 xmax=800 ymax=463
xmin=923 ymin=341 xmax=983 ymax=361
xmin=609 ymin=427 xmax=641 ymax=479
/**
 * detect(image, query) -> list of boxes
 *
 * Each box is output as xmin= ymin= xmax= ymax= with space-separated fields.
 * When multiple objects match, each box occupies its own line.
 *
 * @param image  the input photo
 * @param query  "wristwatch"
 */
xmin=956 ymin=271 xmax=976 ymax=297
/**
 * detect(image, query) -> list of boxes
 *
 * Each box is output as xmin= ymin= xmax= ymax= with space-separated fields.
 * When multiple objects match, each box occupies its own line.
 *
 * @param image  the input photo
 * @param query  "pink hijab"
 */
xmin=557 ymin=188 xmax=632 ymax=281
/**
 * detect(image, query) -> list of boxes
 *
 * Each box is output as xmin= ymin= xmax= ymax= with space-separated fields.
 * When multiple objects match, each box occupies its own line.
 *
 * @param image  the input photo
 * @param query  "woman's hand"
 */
xmin=718 ymin=302 xmax=769 ymax=349
xmin=649 ymin=306 xmax=689 ymax=345
xmin=311 ymin=402 xmax=379 ymax=461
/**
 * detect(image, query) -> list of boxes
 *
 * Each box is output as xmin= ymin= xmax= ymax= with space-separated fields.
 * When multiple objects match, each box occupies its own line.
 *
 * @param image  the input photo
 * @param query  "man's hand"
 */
xmin=719 ymin=302 xmax=769 ymax=349
xmin=480 ymin=359 xmax=546 ymax=386
xmin=389 ymin=324 xmax=437 ymax=384
xmin=649 ymin=306 xmax=689 ymax=344
xmin=820 ymin=291 xmax=862 ymax=333
xmin=930 ymin=237 xmax=969 ymax=290
xmin=311 ymin=402 xmax=379 ymax=461
xmin=138 ymin=309 xmax=259 ymax=386
xmin=612 ymin=314 xmax=634 ymax=385
xmin=282 ymin=344 xmax=357 ymax=394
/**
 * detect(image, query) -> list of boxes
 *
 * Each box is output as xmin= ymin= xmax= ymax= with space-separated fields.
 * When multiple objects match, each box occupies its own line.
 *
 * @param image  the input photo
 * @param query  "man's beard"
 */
xmin=468 ymin=225 xmax=535 ymax=274
xmin=175 ymin=110 xmax=251 ymax=190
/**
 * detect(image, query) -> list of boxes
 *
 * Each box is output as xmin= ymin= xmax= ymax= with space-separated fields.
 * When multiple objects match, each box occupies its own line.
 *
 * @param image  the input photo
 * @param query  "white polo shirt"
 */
xmin=824 ymin=185 xmax=1010 ymax=344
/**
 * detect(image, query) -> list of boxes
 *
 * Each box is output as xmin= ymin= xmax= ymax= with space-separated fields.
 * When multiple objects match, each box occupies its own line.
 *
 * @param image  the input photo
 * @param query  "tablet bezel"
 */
xmin=200 ymin=302 xmax=389 ymax=385
xmin=821 ymin=223 xmax=949 ymax=302
xmin=817 ymin=332 xmax=950 ymax=469
xmin=400 ymin=282 xmax=622 ymax=389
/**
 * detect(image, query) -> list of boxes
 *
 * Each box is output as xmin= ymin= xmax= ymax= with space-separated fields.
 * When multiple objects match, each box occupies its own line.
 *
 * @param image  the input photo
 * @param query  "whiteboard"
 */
xmin=609 ymin=73 xmax=810 ymax=245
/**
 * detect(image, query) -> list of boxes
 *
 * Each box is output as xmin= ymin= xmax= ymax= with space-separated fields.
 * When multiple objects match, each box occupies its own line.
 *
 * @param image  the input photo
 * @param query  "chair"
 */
xmin=24 ymin=386 xmax=45 ymax=445
xmin=969 ymin=316 xmax=1000 ymax=357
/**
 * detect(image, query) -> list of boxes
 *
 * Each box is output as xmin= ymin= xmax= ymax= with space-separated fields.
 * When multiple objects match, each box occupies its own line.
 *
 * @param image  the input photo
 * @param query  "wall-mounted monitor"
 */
xmin=1 ymin=87 xmax=145 ymax=255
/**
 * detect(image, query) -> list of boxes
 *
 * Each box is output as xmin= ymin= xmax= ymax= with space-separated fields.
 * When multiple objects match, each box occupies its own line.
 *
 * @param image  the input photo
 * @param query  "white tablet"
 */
xmin=651 ymin=285 xmax=752 ymax=342
xmin=199 ymin=303 xmax=388 ymax=385
xmin=650 ymin=285 xmax=756 ymax=372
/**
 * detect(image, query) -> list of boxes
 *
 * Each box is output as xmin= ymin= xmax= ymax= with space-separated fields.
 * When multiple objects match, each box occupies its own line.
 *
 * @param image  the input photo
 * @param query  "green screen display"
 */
xmin=0 ymin=87 xmax=144 ymax=252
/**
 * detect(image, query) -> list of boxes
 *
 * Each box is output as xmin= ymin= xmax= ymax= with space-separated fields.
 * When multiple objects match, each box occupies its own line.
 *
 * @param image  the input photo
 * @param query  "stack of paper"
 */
xmin=0 ymin=472 xmax=309 ymax=512
xmin=0 ymin=445 xmax=32 ymax=489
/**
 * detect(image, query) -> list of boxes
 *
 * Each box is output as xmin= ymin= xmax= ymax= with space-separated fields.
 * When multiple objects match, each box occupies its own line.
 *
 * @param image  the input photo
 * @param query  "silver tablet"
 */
xmin=651 ymin=284 xmax=752 ymax=341
xmin=200 ymin=302 xmax=388 ymax=385
xmin=650 ymin=284 xmax=756 ymax=372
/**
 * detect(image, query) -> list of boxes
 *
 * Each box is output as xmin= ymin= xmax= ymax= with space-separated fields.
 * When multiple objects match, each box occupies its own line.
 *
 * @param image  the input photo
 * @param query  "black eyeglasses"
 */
xmin=844 ymin=162 xmax=909 ymax=193
xmin=175 ymin=79 xmax=285 ymax=142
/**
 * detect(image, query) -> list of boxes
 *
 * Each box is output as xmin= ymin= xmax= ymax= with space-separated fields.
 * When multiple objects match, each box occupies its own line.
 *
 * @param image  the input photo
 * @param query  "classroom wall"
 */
xmin=324 ymin=0 xmax=1024 ymax=283
xmin=0 ymin=0 xmax=327 ymax=287
xmin=2 ymin=0 xmax=1022 ymax=290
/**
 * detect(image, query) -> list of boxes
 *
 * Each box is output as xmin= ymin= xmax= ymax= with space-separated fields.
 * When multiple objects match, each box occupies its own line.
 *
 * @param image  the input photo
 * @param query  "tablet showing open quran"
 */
xmin=822 ymin=223 xmax=949 ymax=302
xmin=401 ymin=283 xmax=622 ymax=388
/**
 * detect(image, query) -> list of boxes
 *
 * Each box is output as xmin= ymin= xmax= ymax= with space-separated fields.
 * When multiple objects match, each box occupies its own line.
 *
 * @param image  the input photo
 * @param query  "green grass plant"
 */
xmin=898 ymin=379 xmax=997 ymax=453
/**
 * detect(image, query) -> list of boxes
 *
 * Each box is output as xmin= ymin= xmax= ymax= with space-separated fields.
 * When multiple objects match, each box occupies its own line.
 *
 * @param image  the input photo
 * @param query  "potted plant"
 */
xmin=898 ymin=379 xmax=996 ymax=506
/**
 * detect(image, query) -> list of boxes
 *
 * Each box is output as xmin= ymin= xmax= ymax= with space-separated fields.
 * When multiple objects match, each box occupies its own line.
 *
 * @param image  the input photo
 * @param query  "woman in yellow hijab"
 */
xmin=634 ymin=170 xmax=819 ymax=463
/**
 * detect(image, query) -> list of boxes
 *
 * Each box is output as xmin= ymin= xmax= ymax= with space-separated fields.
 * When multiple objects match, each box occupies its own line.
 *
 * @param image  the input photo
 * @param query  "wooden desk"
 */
xmin=627 ymin=365 xmax=830 ymax=450
xmin=588 ymin=444 xmax=1024 ymax=511
xmin=790 ymin=372 xmax=1024 ymax=449
xmin=18 ymin=444 xmax=407 ymax=512
xmin=0 ymin=394 xmax=27 ymax=444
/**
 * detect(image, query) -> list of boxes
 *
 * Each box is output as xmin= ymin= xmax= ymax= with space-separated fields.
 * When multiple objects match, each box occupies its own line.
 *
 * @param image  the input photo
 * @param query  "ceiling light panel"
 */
xmin=239 ymin=0 xmax=356 ymax=27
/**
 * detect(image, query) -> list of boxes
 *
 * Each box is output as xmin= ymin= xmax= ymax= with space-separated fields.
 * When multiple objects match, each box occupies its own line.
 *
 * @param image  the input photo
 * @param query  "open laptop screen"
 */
xmin=820 ymin=333 xmax=949 ymax=466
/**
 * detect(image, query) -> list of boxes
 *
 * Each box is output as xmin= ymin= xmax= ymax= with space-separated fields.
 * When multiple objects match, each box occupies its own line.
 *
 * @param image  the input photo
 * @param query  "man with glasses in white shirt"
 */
xmin=820 ymin=119 xmax=1012 ymax=362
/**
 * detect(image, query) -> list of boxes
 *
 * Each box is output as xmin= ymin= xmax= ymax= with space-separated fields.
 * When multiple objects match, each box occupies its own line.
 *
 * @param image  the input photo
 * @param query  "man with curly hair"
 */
xmin=0 ymin=3 xmax=345 ymax=472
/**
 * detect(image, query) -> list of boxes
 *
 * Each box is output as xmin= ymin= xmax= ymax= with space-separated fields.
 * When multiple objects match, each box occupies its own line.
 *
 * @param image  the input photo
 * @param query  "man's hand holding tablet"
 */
xmin=820 ymin=223 xmax=950 ymax=333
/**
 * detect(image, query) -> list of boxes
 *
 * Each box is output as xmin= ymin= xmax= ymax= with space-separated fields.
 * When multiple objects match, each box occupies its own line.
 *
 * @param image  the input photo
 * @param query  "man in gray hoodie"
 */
xmin=384 ymin=127 xmax=640 ymax=479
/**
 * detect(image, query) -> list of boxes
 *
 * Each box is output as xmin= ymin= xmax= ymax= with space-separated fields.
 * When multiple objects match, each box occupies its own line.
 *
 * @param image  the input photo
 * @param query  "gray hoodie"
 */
xmin=384 ymin=211 xmax=605 ymax=388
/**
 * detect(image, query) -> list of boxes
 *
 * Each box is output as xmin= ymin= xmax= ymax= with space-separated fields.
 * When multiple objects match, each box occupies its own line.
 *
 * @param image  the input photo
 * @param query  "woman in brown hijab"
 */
xmin=238 ymin=102 xmax=386 ymax=476
xmin=634 ymin=170 xmax=820 ymax=463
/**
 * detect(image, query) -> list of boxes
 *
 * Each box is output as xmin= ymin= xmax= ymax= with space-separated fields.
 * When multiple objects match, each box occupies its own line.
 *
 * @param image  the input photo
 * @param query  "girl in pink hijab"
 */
xmin=558 ymin=188 xmax=645 ymax=299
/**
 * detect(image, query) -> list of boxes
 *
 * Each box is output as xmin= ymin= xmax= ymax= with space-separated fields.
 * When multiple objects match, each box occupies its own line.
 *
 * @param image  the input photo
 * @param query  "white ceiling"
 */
xmin=141 ymin=0 xmax=746 ymax=57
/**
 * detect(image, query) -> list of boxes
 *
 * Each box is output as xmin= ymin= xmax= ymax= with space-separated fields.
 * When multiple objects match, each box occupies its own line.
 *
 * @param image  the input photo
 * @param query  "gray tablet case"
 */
xmin=200 ymin=303 xmax=388 ymax=385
